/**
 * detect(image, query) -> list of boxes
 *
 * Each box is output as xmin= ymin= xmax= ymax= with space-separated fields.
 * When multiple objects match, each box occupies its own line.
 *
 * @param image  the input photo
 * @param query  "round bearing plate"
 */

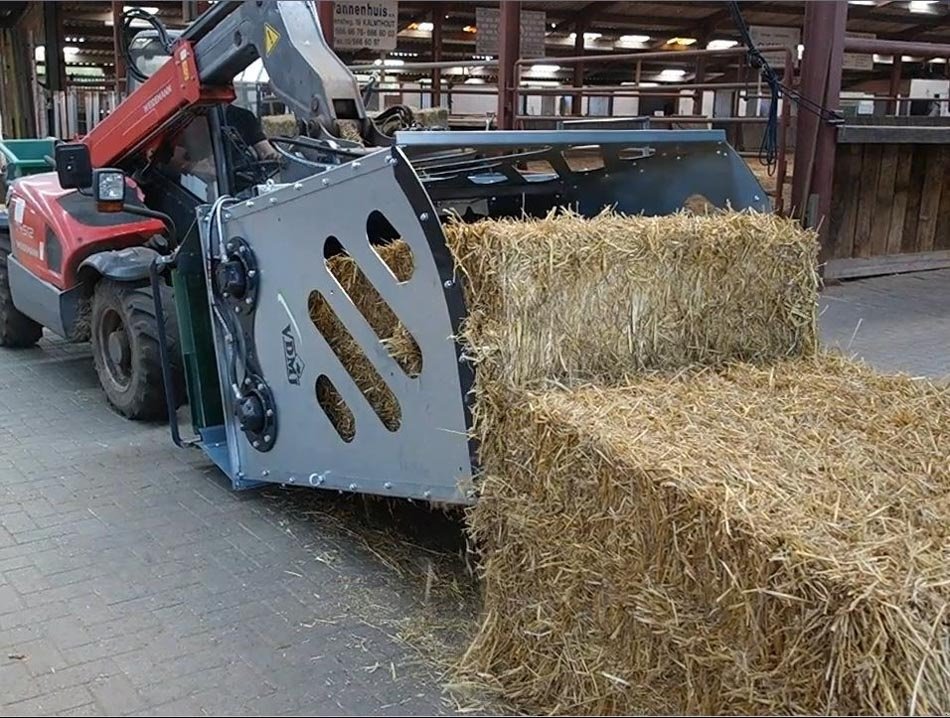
xmin=216 ymin=236 xmax=259 ymax=312
xmin=236 ymin=375 xmax=277 ymax=452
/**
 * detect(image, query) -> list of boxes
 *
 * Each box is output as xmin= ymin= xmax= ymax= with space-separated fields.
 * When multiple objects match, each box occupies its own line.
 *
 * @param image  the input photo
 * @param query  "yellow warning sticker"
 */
xmin=264 ymin=23 xmax=280 ymax=56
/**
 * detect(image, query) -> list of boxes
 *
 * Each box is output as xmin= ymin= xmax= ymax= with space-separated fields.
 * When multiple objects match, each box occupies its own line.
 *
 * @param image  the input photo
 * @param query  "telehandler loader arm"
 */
xmin=79 ymin=0 xmax=368 ymax=173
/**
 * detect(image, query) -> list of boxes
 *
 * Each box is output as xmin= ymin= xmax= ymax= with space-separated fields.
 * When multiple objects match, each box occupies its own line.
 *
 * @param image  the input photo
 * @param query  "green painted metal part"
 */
xmin=172 ymin=232 xmax=223 ymax=431
xmin=0 ymin=138 xmax=56 ymax=183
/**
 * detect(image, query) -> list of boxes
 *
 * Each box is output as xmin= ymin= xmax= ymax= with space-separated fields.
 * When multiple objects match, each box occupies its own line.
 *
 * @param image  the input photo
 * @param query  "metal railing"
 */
xmin=511 ymin=46 xmax=794 ymax=213
xmin=348 ymin=46 xmax=795 ymax=213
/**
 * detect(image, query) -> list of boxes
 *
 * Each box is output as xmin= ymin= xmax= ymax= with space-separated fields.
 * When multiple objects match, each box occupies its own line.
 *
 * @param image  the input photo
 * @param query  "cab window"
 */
xmin=155 ymin=115 xmax=219 ymax=202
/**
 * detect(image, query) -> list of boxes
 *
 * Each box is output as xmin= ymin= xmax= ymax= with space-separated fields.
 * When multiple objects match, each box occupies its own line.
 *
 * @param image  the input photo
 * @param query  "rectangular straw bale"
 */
xmin=261 ymin=113 xmax=298 ymax=138
xmin=445 ymin=210 xmax=818 ymax=389
xmin=464 ymin=354 xmax=950 ymax=715
xmin=317 ymin=210 xmax=818 ymax=396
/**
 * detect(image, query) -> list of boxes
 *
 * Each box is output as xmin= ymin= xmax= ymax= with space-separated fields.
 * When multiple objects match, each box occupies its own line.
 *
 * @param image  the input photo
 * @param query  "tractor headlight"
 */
xmin=95 ymin=169 xmax=125 ymax=202
xmin=92 ymin=168 xmax=126 ymax=212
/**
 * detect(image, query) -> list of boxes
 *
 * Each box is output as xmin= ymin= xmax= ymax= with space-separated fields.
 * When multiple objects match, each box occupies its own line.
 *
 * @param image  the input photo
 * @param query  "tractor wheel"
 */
xmin=90 ymin=279 xmax=183 ymax=420
xmin=0 ymin=252 xmax=43 ymax=348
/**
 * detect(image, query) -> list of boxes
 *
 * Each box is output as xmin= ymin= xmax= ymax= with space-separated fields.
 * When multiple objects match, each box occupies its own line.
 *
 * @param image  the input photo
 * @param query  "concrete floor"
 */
xmin=819 ymin=269 xmax=950 ymax=380
xmin=0 ymin=268 xmax=948 ymax=716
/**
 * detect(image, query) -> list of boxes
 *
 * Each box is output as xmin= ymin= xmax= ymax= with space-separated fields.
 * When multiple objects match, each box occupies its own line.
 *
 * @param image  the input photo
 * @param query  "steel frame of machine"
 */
xmin=188 ymin=127 xmax=769 ymax=503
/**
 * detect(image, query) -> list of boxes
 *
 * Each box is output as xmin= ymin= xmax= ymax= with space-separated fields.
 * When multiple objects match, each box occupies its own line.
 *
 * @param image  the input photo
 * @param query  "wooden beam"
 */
xmin=699 ymin=7 xmax=734 ymax=32
xmin=893 ymin=22 xmax=947 ymax=41
xmin=847 ymin=4 xmax=948 ymax=30
xmin=0 ymin=2 xmax=27 ymax=29
xmin=552 ymin=2 xmax=616 ymax=34
xmin=887 ymin=56 xmax=902 ymax=114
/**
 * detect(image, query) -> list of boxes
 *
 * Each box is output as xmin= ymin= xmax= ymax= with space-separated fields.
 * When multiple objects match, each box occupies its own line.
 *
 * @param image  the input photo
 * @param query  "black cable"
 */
xmin=727 ymin=0 xmax=842 ymax=175
xmin=728 ymin=0 xmax=781 ymax=172
xmin=121 ymin=203 xmax=178 ymax=245
xmin=121 ymin=8 xmax=175 ymax=84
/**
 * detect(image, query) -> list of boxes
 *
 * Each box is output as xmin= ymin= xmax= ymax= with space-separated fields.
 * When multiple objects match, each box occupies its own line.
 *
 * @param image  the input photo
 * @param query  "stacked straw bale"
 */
xmin=464 ymin=355 xmax=950 ymax=714
xmin=318 ymin=210 xmax=819 ymax=392
xmin=443 ymin=211 xmax=818 ymax=388
xmin=313 ymin=210 xmax=950 ymax=713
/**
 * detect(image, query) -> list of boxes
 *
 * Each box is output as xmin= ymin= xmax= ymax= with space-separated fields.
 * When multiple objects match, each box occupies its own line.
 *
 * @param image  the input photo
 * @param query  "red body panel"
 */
xmin=7 ymin=174 xmax=164 ymax=290
xmin=8 ymin=39 xmax=235 ymax=294
xmin=85 ymin=40 xmax=234 ymax=168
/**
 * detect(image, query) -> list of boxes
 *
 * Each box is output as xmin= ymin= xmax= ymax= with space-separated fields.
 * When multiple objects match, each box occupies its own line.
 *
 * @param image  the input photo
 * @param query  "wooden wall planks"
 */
xmin=828 ymin=143 xmax=950 ymax=273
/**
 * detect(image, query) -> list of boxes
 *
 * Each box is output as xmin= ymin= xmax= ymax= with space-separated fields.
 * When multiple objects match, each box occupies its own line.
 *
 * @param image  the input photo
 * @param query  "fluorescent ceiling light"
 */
xmin=124 ymin=4 xmax=158 ymax=12
xmin=707 ymin=39 xmax=738 ymax=50
xmin=464 ymin=77 xmax=486 ymax=84
xmin=929 ymin=57 xmax=948 ymax=64
xmin=848 ymin=1 xmax=875 ymax=4
xmin=530 ymin=64 xmax=562 ymax=74
xmin=909 ymin=0 xmax=937 ymax=12
xmin=34 ymin=45 xmax=45 ymax=62
xmin=568 ymin=32 xmax=602 ymax=43
xmin=372 ymin=58 xmax=405 ymax=67
xmin=63 ymin=46 xmax=80 ymax=58
xmin=873 ymin=53 xmax=894 ymax=63
xmin=619 ymin=34 xmax=651 ymax=44
xmin=621 ymin=81 xmax=659 ymax=87
xmin=668 ymin=37 xmax=697 ymax=46
xmin=416 ymin=21 xmax=434 ymax=32
xmin=658 ymin=68 xmax=686 ymax=80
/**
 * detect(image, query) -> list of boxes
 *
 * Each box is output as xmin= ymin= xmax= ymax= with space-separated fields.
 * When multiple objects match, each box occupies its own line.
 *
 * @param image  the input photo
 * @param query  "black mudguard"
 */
xmin=79 ymin=246 xmax=161 ymax=283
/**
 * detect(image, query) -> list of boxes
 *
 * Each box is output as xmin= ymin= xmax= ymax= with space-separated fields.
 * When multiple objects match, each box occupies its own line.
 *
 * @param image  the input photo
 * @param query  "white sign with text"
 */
xmin=334 ymin=0 xmax=399 ymax=51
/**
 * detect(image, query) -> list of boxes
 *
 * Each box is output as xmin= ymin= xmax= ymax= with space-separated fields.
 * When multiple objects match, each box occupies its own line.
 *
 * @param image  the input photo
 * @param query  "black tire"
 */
xmin=90 ymin=279 xmax=183 ymax=420
xmin=0 ymin=252 xmax=43 ymax=348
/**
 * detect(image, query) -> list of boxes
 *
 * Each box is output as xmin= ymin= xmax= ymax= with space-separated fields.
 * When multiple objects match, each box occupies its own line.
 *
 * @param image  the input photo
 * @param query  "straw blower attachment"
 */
xmin=197 ymin=128 xmax=771 ymax=502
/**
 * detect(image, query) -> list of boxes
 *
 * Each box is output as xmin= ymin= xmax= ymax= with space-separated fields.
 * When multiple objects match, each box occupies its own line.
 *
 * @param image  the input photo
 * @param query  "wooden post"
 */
xmin=791 ymin=0 xmax=847 ymax=248
xmin=693 ymin=56 xmax=706 ymax=116
xmin=887 ymin=57 xmax=902 ymax=115
xmin=496 ymin=0 xmax=520 ymax=129
xmin=43 ymin=1 xmax=65 ymax=93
